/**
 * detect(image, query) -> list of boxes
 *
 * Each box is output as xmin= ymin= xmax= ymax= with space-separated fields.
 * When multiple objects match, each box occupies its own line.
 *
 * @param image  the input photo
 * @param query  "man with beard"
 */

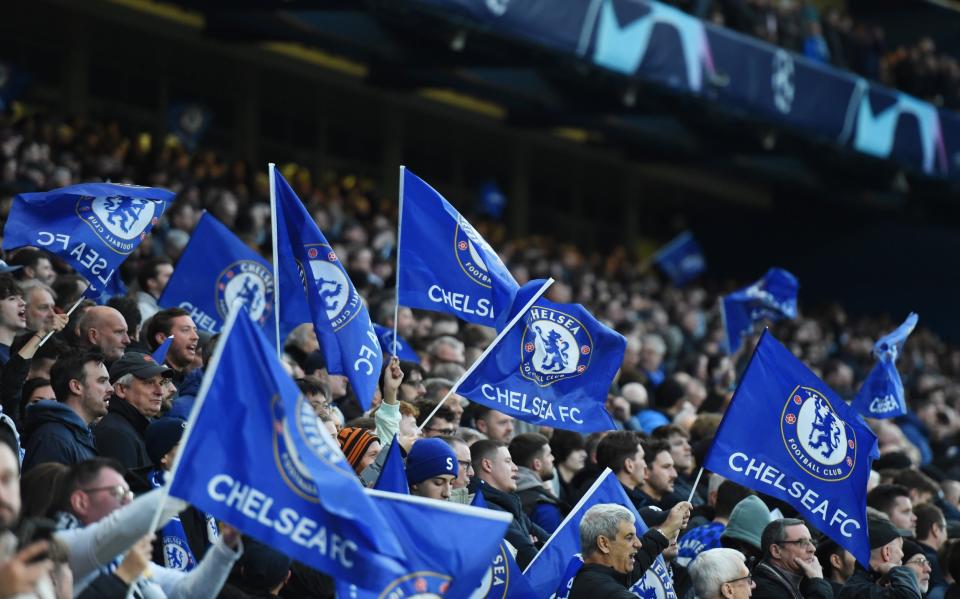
xmin=145 ymin=308 xmax=200 ymax=391
xmin=510 ymin=432 xmax=567 ymax=534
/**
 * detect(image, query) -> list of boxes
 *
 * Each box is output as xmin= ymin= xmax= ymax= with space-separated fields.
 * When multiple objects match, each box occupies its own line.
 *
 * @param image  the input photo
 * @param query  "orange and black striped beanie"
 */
xmin=337 ymin=427 xmax=377 ymax=475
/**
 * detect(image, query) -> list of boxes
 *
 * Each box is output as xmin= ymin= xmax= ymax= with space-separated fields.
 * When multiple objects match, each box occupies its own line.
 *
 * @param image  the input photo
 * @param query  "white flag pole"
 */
xmin=268 ymin=163 xmax=282 ymax=360
xmin=392 ymin=166 xmax=405 ymax=357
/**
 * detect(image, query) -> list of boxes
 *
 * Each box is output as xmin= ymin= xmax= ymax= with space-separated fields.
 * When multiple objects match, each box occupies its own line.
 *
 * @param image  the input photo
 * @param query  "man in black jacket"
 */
xmin=470 ymin=439 xmax=547 ymax=570
xmin=568 ymin=500 xmax=692 ymax=599
xmin=510 ymin=432 xmax=567 ymax=534
xmin=837 ymin=517 xmax=922 ymax=599
xmin=751 ymin=518 xmax=834 ymax=599
xmin=22 ymin=350 xmax=112 ymax=471
xmin=94 ymin=352 xmax=173 ymax=470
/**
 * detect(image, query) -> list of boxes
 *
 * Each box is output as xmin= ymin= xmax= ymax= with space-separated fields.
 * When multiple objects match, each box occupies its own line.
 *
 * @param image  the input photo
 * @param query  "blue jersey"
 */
xmin=676 ymin=521 xmax=724 ymax=566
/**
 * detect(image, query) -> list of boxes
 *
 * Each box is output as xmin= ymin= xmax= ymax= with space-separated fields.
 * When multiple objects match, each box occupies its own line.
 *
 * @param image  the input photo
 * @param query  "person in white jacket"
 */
xmin=51 ymin=457 xmax=242 ymax=597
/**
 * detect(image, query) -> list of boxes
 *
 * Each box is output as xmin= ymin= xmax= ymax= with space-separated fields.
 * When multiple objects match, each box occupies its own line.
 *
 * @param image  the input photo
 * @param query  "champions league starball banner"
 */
xmin=3 ymin=182 xmax=173 ymax=298
xmin=397 ymin=167 xmax=519 ymax=329
xmin=704 ymin=330 xmax=879 ymax=566
xmin=168 ymin=309 xmax=408 ymax=589
xmin=159 ymin=212 xmax=277 ymax=347
xmin=457 ymin=279 xmax=624 ymax=433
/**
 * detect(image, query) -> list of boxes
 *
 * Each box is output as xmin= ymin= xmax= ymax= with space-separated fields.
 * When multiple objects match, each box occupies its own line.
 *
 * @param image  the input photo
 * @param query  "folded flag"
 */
xmin=372 ymin=323 xmax=420 ymax=364
xmin=721 ymin=267 xmax=798 ymax=354
xmin=704 ymin=330 xmax=879 ymax=566
xmin=3 ymin=182 xmax=172 ymax=298
xmin=397 ymin=167 xmax=518 ymax=328
xmin=158 ymin=211 xmax=276 ymax=346
xmin=271 ymin=165 xmax=382 ymax=409
xmin=852 ymin=313 xmax=918 ymax=419
xmin=167 ymin=307 xmax=407 ymax=588
xmin=652 ymin=231 xmax=705 ymax=287
xmin=457 ymin=279 xmax=623 ymax=433
xmin=373 ymin=437 xmax=409 ymax=494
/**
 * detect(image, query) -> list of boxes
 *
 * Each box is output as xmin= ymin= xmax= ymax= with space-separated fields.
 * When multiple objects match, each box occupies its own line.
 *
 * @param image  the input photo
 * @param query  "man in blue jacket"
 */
xmin=22 ymin=350 xmax=113 ymax=471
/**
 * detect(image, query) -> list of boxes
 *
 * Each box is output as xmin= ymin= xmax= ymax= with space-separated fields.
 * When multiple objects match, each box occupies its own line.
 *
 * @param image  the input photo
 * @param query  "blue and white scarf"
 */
xmin=148 ymin=469 xmax=219 ymax=572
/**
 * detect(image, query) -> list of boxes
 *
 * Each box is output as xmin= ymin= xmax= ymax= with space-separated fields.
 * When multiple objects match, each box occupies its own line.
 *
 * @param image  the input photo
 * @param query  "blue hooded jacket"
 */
xmin=22 ymin=400 xmax=98 ymax=472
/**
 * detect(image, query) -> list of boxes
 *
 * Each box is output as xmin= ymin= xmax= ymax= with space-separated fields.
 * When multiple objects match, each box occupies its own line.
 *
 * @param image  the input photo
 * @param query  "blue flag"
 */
xmin=167 ymin=308 xmax=408 ymax=588
xmin=272 ymin=165 xmax=382 ymax=409
xmin=652 ymin=231 xmax=705 ymax=287
xmin=167 ymin=102 xmax=211 ymax=151
xmin=524 ymin=469 xmax=677 ymax=599
xmin=852 ymin=313 xmax=918 ymax=419
xmin=3 ymin=183 xmax=172 ymax=298
xmin=372 ymin=323 xmax=420 ymax=364
xmin=704 ymin=330 xmax=879 ymax=566
xmin=478 ymin=180 xmax=507 ymax=219
xmin=469 ymin=493 xmax=539 ymax=598
xmin=336 ymin=490 xmax=512 ymax=599
xmin=457 ymin=280 xmax=623 ymax=433
xmin=87 ymin=271 xmax=128 ymax=305
xmin=158 ymin=212 xmax=276 ymax=346
xmin=151 ymin=335 xmax=174 ymax=366
xmin=721 ymin=267 xmax=799 ymax=354
xmin=397 ymin=167 xmax=518 ymax=328
xmin=0 ymin=62 xmax=30 ymax=111
xmin=373 ymin=437 xmax=408 ymax=494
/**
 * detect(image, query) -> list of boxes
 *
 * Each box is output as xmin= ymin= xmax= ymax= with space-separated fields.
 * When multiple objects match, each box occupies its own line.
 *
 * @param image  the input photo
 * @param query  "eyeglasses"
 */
xmin=458 ymin=460 xmax=473 ymax=471
xmin=426 ymin=427 xmax=457 ymax=436
xmin=906 ymin=556 xmax=931 ymax=567
xmin=81 ymin=484 xmax=132 ymax=502
xmin=724 ymin=575 xmax=753 ymax=586
xmin=777 ymin=538 xmax=815 ymax=548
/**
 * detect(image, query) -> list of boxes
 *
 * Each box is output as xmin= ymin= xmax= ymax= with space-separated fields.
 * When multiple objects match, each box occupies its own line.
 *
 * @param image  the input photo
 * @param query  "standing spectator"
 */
xmin=439 ymin=435 xmax=474 ymax=504
xmin=720 ymin=496 xmax=772 ymax=566
xmin=22 ymin=350 xmax=111 ymax=471
xmin=19 ymin=280 xmax=57 ymax=334
xmin=752 ymin=519 xmax=833 ymax=599
xmin=416 ymin=401 xmax=457 ymax=437
xmin=94 ymin=352 xmax=173 ymax=470
xmin=640 ymin=334 xmax=668 ymax=387
xmin=596 ymin=431 xmax=649 ymax=512
xmin=689 ymin=547 xmax=755 ymax=599
xmin=803 ymin=21 xmax=831 ymax=64
xmin=510 ymin=432 xmax=566 ymax=534
xmin=76 ymin=306 xmax=131 ymax=362
xmin=0 ymin=273 xmax=26 ymax=366
xmin=145 ymin=308 xmax=200 ymax=387
xmin=639 ymin=439 xmax=679 ymax=510
xmin=136 ymin=257 xmax=173 ymax=321
xmin=652 ymin=424 xmax=701 ymax=505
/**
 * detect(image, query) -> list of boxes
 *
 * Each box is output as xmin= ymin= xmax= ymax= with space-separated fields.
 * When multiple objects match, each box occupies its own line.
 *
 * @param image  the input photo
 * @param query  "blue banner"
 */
xmin=0 ymin=62 xmax=30 ymax=111
xmin=168 ymin=309 xmax=408 ymax=588
xmin=851 ymin=312 xmax=918 ymax=419
xmin=272 ymin=166 xmax=382 ymax=409
xmin=3 ymin=183 xmax=172 ymax=298
xmin=457 ymin=280 xmax=622 ymax=433
xmin=524 ymin=469 xmax=676 ymax=599
xmin=397 ymin=167 xmax=518 ymax=328
xmin=373 ymin=323 xmax=420 ymax=364
xmin=469 ymin=492 xmax=539 ymax=599
xmin=151 ymin=335 xmax=174 ymax=365
xmin=652 ymin=231 xmax=705 ymax=287
xmin=167 ymin=102 xmax=212 ymax=151
xmin=373 ymin=437 xmax=409 ymax=494
xmin=704 ymin=330 xmax=879 ymax=566
xmin=721 ymin=267 xmax=798 ymax=354
xmin=158 ymin=212 xmax=276 ymax=346
xmin=337 ymin=490 xmax=512 ymax=599
xmin=478 ymin=181 xmax=507 ymax=219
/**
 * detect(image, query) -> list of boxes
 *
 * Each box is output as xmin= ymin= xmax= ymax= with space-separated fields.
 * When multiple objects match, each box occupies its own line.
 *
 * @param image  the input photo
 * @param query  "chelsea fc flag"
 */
xmin=271 ymin=165 xmax=382 ymax=409
xmin=168 ymin=308 xmax=408 ymax=589
xmin=457 ymin=280 xmax=624 ymax=433
xmin=159 ymin=212 xmax=276 ymax=347
xmin=397 ymin=167 xmax=518 ymax=329
xmin=652 ymin=231 xmax=705 ymax=287
xmin=3 ymin=182 xmax=172 ymax=298
xmin=704 ymin=330 xmax=879 ymax=566
xmin=851 ymin=312 xmax=918 ymax=419
xmin=721 ymin=267 xmax=798 ymax=354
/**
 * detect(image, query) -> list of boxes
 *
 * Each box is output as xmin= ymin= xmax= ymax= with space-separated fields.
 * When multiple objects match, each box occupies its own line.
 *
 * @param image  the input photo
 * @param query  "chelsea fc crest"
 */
xmin=454 ymin=216 xmax=493 ymax=288
xmin=272 ymin=394 xmax=353 ymax=502
xmin=77 ymin=195 xmax=161 ymax=254
xmin=781 ymin=386 xmax=857 ymax=482
xmin=520 ymin=306 xmax=593 ymax=387
xmin=216 ymin=260 xmax=274 ymax=325
xmin=379 ymin=571 xmax=451 ymax=599
xmin=300 ymin=244 xmax=361 ymax=332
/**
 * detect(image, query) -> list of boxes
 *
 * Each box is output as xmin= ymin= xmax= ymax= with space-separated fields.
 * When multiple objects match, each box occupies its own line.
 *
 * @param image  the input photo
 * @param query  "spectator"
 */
xmin=816 ymin=540 xmax=857 ymax=594
xmin=19 ymin=280 xmax=57 ymax=334
xmin=868 ymin=485 xmax=917 ymax=536
xmin=510 ymin=432 xmax=566 ymax=534
xmin=227 ymin=538 xmax=292 ymax=598
xmin=439 ymin=435 xmax=474 ymax=504
xmin=640 ymin=334 xmax=667 ymax=387
xmin=689 ymin=547 xmax=755 ymax=599
xmin=471 ymin=404 xmax=515 ymax=443
xmin=752 ymin=518 xmax=832 ymax=599
xmin=837 ymin=517 xmax=921 ymax=599
xmin=0 ymin=273 xmax=26 ymax=365
xmin=397 ymin=361 xmax=426 ymax=401
xmin=901 ymin=539 xmax=933 ymax=595
xmin=406 ymin=437 xmax=458 ymax=501
xmin=639 ymin=439 xmax=679 ymax=510
xmin=416 ymin=401 xmax=457 ymax=437
xmin=426 ymin=335 xmax=465 ymax=367
xmin=652 ymin=424 xmax=700 ymax=505
xmin=22 ymin=350 xmax=111 ymax=471
xmin=720 ymin=496 xmax=772 ymax=566
xmin=136 ymin=257 xmax=174 ymax=321
xmin=677 ymin=480 xmax=753 ymax=566
xmin=551 ymin=429 xmax=588 ymax=505
xmin=336 ymin=427 xmax=380 ymax=476
xmin=145 ymin=308 xmax=200 ymax=385
xmin=470 ymin=439 xmax=546 ymax=569
xmin=76 ymin=306 xmax=131 ymax=362
xmin=22 ymin=376 xmax=54 ymax=406
xmin=597 ymin=431 xmax=649 ymax=512
xmin=107 ymin=295 xmax=143 ymax=343
xmin=94 ymin=352 xmax=173 ymax=470
xmin=913 ymin=502 xmax=948 ymax=592
xmin=8 ymin=248 xmax=56 ymax=285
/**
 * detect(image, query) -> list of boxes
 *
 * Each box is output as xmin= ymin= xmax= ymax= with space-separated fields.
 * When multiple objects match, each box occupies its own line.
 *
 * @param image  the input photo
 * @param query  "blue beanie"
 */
xmin=406 ymin=438 xmax=458 ymax=485
xmin=146 ymin=417 xmax=187 ymax=467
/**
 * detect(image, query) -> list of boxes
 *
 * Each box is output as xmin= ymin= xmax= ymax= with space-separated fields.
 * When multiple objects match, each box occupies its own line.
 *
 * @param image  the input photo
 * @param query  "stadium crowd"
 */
xmin=0 ymin=104 xmax=959 ymax=599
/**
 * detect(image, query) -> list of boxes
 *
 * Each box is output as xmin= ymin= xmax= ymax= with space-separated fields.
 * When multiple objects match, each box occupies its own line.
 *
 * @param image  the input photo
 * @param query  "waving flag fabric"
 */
xmin=852 ymin=313 xmax=918 ymax=419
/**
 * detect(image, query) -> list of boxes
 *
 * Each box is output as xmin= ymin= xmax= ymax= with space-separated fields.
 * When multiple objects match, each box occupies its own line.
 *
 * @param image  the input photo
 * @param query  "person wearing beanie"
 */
xmin=406 ymin=438 xmax=458 ymax=501
xmin=837 ymin=517 xmax=922 ymax=599
xmin=900 ymin=539 xmax=932 ymax=595
xmin=721 ymin=496 xmax=772 ymax=566
xmin=337 ymin=427 xmax=380 ymax=476
xmin=224 ymin=537 xmax=292 ymax=597
xmin=751 ymin=518 xmax=833 ymax=599
xmin=146 ymin=416 xmax=220 ymax=572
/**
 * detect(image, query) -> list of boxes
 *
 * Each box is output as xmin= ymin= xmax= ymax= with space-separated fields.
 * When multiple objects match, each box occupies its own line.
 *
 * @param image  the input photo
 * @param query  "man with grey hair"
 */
xmin=752 ymin=518 xmax=833 ymax=599
xmin=427 ymin=335 xmax=465 ymax=366
xmin=689 ymin=548 xmax=754 ymax=599
xmin=20 ymin=279 xmax=58 ymax=333
xmin=569 ymin=500 xmax=692 ymax=598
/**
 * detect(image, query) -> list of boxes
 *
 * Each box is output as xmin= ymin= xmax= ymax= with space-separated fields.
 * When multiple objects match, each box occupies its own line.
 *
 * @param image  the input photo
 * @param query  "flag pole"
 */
xmin=686 ymin=466 xmax=704 ymax=503
xmin=143 ymin=300 xmax=244 ymax=537
xmin=417 ymin=278 xmax=554 ymax=432
xmin=392 ymin=166 xmax=405 ymax=357
xmin=38 ymin=281 xmax=91 ymax=347
xmin=268 ymin=163 xmax=282 ymax=360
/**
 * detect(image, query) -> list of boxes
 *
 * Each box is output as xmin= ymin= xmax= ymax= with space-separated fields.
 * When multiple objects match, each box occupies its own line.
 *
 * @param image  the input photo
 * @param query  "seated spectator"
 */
xmin=720 ymin=496 xmax=772 ymax=566
xmin=439 ymin=435 xmax=473 ymax=504
xmin=76 ymin=306 xmax=131 ymax=362
xmin=838 ymin=517 xmax=921 ymax=599
xmin=913 ymin=502 xmax=948 ymax=593
xmin=509 ymin=432 xmax=566 ymax=534
xmin=678 ymin=481 xmax=753 ymax=566
xmin=816 ymin=539 xmax=856 ymax=594
xmin=136 ymin=256 xmax=173 ymax=322
xmin=638 ymin=439 xmax=679 ymax=510
xmin=752 ymin=518 xmax=832 ymax=599
xmin=19 ymin=280 xmax=57 ymax=334
xmin=406 ymin=437 xmax=458 ymax=501
xmin=689 ymin=547 xmax=755 ymax=599
xmin=470 ymin=404 xmax=515 ymax=443
xmin=901 ymin=539 xmax=932 ymax=595
xmin=551 ymin=429 xmax=587 ymax=505
xmin=868 ymin=484 xmax=917 ymax=536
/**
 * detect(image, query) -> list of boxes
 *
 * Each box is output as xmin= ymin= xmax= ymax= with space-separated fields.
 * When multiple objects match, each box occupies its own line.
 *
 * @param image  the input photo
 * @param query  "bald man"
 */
xmin=77 ymin=306 xmax=130 ymax=362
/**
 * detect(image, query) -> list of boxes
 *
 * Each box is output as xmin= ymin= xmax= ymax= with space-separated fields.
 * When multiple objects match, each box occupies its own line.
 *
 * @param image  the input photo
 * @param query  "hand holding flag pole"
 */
xmin=37 ymin=281 xmax=91 ymax=347
xmin=417 ymin=277 xmax=554 ymax=432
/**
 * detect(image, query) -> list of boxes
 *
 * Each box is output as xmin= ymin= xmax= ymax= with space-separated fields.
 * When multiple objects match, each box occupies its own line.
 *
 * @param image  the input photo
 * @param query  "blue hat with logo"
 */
xmin=406 ymin=438 xmax=458 ymax=485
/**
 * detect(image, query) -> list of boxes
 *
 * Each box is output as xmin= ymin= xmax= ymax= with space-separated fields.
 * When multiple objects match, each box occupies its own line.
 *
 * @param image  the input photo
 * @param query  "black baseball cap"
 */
xmin=109 ymin=352 xmax=174 ymax=383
